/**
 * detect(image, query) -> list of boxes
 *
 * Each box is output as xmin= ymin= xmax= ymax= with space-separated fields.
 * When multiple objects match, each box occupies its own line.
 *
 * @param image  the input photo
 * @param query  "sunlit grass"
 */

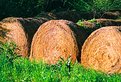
xmin=0 ymin=42 xmax=121 ymax=82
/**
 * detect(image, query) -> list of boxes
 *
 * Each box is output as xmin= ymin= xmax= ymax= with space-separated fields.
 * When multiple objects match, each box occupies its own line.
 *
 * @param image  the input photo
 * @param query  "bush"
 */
xmin=0 ymin=42 xmax=18 ymax=64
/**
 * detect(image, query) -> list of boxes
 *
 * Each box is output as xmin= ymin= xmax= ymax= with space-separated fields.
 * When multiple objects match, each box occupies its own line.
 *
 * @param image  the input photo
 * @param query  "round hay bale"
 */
xmin=96 ymin=18 xmax=121 ymax=26
xmin=0 ymin=17 xmax=50 ymax=57
xmin=81 ymin=26 xmax=121 ymax=74
xmin=102 ymin=11 xmax=121 ymax=19
xmin=36 ymin=12 xmax=57 ymax=19
xmin=30 ymin=20 xmax=80 ymax=64
xmin=0 ymin=21 xmax=28 ymax=57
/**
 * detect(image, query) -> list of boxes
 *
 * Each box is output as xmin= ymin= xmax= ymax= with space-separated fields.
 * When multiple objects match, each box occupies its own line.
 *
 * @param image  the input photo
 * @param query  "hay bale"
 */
xmin=30 ymin=20 xmax=80 ymax=64
xmin=0 ymin=20 xmax=28 ymax=57
xmin=81 ymin=26 xmax=121 ymax=74
xmin=0 ymin=17 xmax=50 ymax=57
xmin=102 ymin=11 xmax=121 ymax=19
xmin=96 ymin=18 xmax=121 ymax=26
xmin=36 ymin=12 xmax=57 ymax=19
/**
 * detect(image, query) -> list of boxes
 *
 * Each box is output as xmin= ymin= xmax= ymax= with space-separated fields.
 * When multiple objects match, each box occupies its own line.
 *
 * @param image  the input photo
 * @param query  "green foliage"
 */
xmin=66 ymin=0 xmax=121 ymax=17
xmin=76 ymin=20 xmax=84 ymax=26
xmin=88 ymin=18 xmax=96 ymax=23
xmin=92 ymin=0 xmax=112 ymax=12
xmin=0 ymin=0 xmax=45 ymax=20
xmin=0 ymin=42 xmax=121 ymax=82
xmin=76 ymin=18 xmax=101 ymax=28
xmin=0 ymin=0 xmax=121 ymax=20
xmin=67 ymin=0 xmax=92 ymax=13
xmin=110 ymin=0 xmax=121 ymax=10
xmin=0 ymin=42 xmax=18 ymax=63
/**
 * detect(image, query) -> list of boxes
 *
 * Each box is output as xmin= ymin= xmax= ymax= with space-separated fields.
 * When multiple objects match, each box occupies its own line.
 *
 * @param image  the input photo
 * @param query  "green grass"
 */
xmin=0 ymin=42 xmax=121 ymax=82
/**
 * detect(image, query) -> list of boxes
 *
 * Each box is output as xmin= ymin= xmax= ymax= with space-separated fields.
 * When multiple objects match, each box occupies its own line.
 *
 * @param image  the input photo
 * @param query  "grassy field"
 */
xmin=0 ymin=42 xmax=121 ymax=82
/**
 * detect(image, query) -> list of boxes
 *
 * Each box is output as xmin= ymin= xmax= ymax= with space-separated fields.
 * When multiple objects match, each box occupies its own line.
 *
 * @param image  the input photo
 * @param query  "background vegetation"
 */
xmin=0 ymin=0 xmax=121 ymax=20
xmin=67 ymin=0 xmax=121 ymax=17
xmin=0 ymin=0 xmax=45 ymax=20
